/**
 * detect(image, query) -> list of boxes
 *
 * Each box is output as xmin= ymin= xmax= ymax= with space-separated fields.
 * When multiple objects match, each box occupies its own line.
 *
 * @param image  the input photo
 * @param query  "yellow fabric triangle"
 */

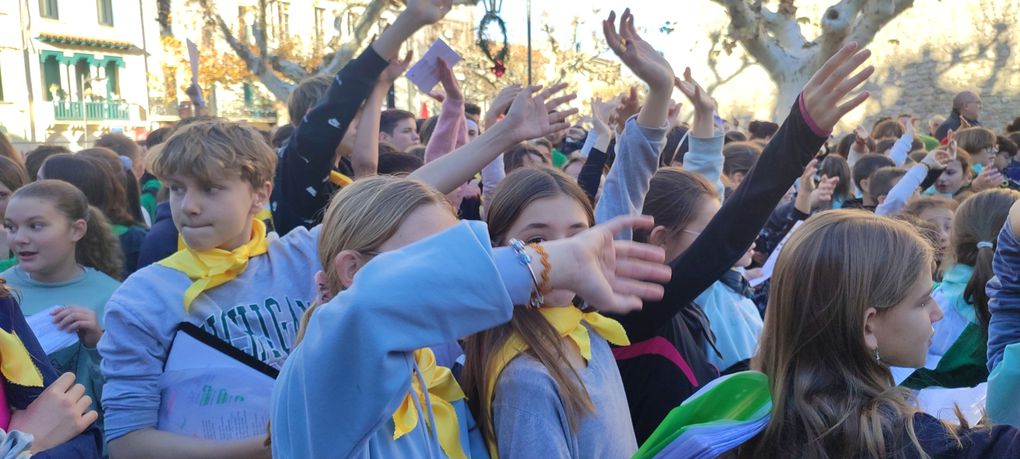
xmin=391 ymin=348 xmax=468 ymax=459
xmin=482 ymin=306 xmax=630 ymax=457
xmin=0 ymin=329 xmax=43 ymax=388
xmin=158 ymin=219 xmax=270 ymax=312
xmin=328 ymin=171 xmax=353 ymax=188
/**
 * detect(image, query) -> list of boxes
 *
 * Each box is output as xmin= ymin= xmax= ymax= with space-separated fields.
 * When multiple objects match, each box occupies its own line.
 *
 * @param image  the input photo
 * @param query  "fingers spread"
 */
xmin=614 ymin=257 xmax=672 ymax=284
xmin=613 ymin=239 xmax=667 ymax=264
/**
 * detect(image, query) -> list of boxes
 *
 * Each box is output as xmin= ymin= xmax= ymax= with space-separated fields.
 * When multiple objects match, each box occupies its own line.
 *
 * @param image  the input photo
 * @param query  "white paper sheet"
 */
xmin=26 ymin=306 xmax=79 ymax=355
xmin=157 ymin=327 xmax=275 ymax=441
xmin=749 ymin=220 xmax=803 ymax=288
xmin=405 ymin=38 xmax=462 ymax=93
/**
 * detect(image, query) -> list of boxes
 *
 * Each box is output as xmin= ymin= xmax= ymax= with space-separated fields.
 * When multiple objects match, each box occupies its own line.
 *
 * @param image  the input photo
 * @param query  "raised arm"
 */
xmin=875 ymin=149 xmax=950 ymax=216
xmin=424 ymin=58 xmax=467 ymax=164
xmin=273 ymin=0 xmax=451 ymax=232
xmin=594 ymin=9 xmax=675 ymax=240
xmin=409 ymin=84 xmax=577 ymax=194
xmin=577 ymin=97 xmax=617 ymax=202
xmin=675 ymin=68 xmax=725 ymax=195
xmin=613 ymin=42 xmax=875 ymax=340
xmin=351 ymin=52 xmax=413 ymax=178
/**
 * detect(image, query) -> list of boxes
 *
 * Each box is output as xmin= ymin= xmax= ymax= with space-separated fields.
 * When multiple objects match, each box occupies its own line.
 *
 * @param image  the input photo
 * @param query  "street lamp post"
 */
xmin=80 ymin=75 xmax=107 ymax=148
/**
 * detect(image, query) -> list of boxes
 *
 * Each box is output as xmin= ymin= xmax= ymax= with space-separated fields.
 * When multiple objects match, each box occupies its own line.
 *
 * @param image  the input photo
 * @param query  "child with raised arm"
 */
xmin=270 ymin=176 xmax=670 ymax=458
xmin=270 ymin=0 xmax=449 ymax=235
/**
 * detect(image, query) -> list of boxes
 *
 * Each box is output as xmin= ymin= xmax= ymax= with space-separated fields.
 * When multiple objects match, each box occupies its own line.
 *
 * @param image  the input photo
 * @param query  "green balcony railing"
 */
xmin=53 ymin=101 xmax=130 ymax=121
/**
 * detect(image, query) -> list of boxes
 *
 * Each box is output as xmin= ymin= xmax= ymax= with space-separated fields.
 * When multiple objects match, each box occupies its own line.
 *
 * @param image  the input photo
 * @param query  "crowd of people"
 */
xmin=0 ymin=0 xmax=1019 ymax=457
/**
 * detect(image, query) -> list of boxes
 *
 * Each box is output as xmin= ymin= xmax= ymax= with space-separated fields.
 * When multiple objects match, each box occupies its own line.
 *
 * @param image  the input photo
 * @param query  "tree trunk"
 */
xmin=772 ymin=64 xmax=816 ymax=121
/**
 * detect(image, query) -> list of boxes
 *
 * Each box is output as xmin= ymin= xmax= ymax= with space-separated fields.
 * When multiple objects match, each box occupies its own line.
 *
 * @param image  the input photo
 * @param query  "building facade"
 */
xmin=0 ymin=0 xmax=157 ymax=150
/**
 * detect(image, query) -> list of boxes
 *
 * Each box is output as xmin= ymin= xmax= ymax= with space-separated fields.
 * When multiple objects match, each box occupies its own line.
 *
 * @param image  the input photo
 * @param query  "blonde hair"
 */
xmin=742 ymin=210 xmax=942 ymax=458
xmin=149 ymin=120 xmax=276 ymax=188
xmin=293 ymin=176 xmax=453 ymax=345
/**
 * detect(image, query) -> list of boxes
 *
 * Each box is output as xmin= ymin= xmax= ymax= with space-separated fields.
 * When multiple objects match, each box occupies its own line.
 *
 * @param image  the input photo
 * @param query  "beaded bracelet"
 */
xmin=528 ymin=242 xmax=551 ymax=295
xmin=509 ymin=239 xmax=544 ymax=309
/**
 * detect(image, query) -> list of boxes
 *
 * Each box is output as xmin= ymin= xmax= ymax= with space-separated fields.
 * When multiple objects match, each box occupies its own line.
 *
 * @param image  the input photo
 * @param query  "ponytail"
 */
xmin=78 ymin=206 xmax=125 ymax=281
xmin=948 ymin=189 xmax=1020 ymax=330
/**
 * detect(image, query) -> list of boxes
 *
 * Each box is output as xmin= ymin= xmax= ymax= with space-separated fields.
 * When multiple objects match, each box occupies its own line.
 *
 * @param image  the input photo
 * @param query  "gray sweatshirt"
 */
xmin=493 ymin=330 xmax=638 ymax=458
xmin=98 ymin=226 xmax=320 ymax=443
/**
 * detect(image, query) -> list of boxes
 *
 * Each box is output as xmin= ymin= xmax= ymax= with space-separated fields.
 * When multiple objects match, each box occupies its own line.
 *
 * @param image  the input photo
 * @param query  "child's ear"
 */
xmin=647 ymin=225 xmax=670 ymax=248
xmin=70 ymin=218 xmax=87 ymax=243
xmin=860 ymin=178 xmax=871 ymax=195
xmin=332 ymin=250 xmax=362 ymax=290
xmin=250 ymin=181 xmax=273 ymax=215
xmin=863 ymin=306 xmax=880 ymax=354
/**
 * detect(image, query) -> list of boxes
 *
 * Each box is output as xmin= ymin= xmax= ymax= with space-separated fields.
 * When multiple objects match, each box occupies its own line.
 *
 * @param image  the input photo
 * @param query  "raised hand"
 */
xmin=920 ymin=148 xmax=952 ymax=171
xmin=971 ymin=167 xmax=1003 ymax=193
xmin=427 ymin=57 xmax=462 ymax=103
xmin=674 ymin=67 xmax=716 ymax=114
xmin=604 ymin=9 xmax=674 ymax=91
xmin=501 ymin=83 xmax=578 ymax=143
xmin=544 ymin=215 xmax=670 ymax=314
xmin=675 ymin=67 xmax=716 ymax=137
xmin=591 ymin=97 xmax=616 ymax=138
xmin=379 ymin=51 xmax=413 ymax=88
xmin=795 ymin=159 xmax=819 ymax=214
xmin=613 ymin=87 xmax=641 ymax=130
xmin=810 ymin=176 xmax=839 ymax=210
xmin=403 ymin=0 xmax=453 ymax=27
xmin=483 ymin=84 xmax=523 ymax=129
xmin=10 ymin=373 xmax=97 ymax=453
xmin=801 ymin=42 xmax=874 ymax=133
xmin=667 ymin=100 xmax=682 ymax=128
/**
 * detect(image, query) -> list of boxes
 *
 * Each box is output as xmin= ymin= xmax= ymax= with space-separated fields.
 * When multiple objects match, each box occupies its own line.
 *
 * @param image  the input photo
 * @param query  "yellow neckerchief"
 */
xmin=328 ymin=170 xmax=353 ymax=188
xmin=482 ymin=306 xmax=630 ymax=457
xmin=158 ymin=219 xmax=270 ymax=312
xmin=0 ymin=329 xmax=42 ymax=387
xmin=392 ymin=348 xmax=468 ymax=459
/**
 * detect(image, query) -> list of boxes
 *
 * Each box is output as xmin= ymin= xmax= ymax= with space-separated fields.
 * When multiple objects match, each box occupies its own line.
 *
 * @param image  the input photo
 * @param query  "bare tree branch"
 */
xmin=709 ymin=0 xmax=786 ymax=74
xmin=846 ymin=0 xmax=915 ymax=48
xmin=196 ymin=0 xmax=292 ymax=100
xmin=255 ymin=0 xmax=270 ymax=74
xmin=817 ymin=0 xmax=866 ymax=59
xmin=760 ymin=6 xmax=807 ymax=50
xmin=270 ymin=56 xmax=310 ymax=82
xmin=318 ymin=0 xmax=391 ymax=76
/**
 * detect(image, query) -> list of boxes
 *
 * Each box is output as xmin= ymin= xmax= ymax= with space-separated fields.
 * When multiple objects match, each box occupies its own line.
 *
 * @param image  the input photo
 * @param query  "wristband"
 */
xmin=509 ymin=239 xmax=544 ymax=309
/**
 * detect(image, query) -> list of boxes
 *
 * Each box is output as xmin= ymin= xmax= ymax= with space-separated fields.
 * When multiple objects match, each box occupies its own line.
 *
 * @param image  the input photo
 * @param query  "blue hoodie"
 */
xmin=270 ymin=221 xmax=532 ymax=458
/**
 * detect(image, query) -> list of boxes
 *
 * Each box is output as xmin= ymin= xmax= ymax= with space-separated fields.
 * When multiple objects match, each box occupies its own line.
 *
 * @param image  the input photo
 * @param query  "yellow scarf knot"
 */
xmin=0 ymin=329 xmax=43 ymax=387
xmin=391 ymin=348 xmax=467 ymax=459
xmin=158 ymin=219 xmax=270 ymax=312
xmin=328 ymin=171 xmax=353 ymax=188
xmin=483 ymin=306 xmax=629 ymax=457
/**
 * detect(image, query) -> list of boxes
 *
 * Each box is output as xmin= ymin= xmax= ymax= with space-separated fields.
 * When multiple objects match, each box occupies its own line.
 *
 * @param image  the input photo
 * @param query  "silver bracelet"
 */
xmin=508 ymin=239 xmax=543 ymax=309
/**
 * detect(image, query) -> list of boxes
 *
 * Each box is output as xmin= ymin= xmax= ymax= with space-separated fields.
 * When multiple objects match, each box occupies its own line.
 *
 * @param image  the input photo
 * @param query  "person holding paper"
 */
xmin=270 ymin=0 xmax=442 ymax=235
xmin=2 ymin=181 xmax=122 ymax=453
xmin=0 ymin=266 xmax=102 ymax=457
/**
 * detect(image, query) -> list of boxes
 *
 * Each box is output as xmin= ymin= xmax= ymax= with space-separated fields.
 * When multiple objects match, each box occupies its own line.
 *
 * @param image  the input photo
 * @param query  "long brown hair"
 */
xmin=11 ymin=181 xmax=124 ymax=280
xmin=634 ymin=167 xmax=718 ymax=243
xmin=462 ymin=167 xmax=595 ymax=445
xmin=943 ymin=189 xmax=1020 ymax=328
xmin=742 ymin=210 xmax=936 ymax=458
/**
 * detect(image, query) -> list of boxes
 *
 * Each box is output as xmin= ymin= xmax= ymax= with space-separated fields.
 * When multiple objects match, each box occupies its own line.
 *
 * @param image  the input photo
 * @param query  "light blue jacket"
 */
xmin=694 ymin=280 xmax=762 ymax=371
xmin=270 ymin=221 xmax=532 ymax=458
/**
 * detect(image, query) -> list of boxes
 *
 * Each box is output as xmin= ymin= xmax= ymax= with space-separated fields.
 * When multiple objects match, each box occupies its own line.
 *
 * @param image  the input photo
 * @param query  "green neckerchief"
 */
xmin=902 ymin=322 xmax=988 ymax=390
xmin=111 ymin=224 xmax=129 ymax=237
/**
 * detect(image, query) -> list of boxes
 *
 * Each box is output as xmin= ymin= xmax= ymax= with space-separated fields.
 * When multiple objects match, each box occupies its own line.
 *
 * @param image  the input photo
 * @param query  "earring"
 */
xmin=873 ymin=347 xmax=882 ymax=363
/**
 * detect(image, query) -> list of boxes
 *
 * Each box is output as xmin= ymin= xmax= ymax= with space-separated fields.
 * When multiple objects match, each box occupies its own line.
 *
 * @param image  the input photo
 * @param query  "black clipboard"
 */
xmin=163 ymin=322 xmax=279 ymax=379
